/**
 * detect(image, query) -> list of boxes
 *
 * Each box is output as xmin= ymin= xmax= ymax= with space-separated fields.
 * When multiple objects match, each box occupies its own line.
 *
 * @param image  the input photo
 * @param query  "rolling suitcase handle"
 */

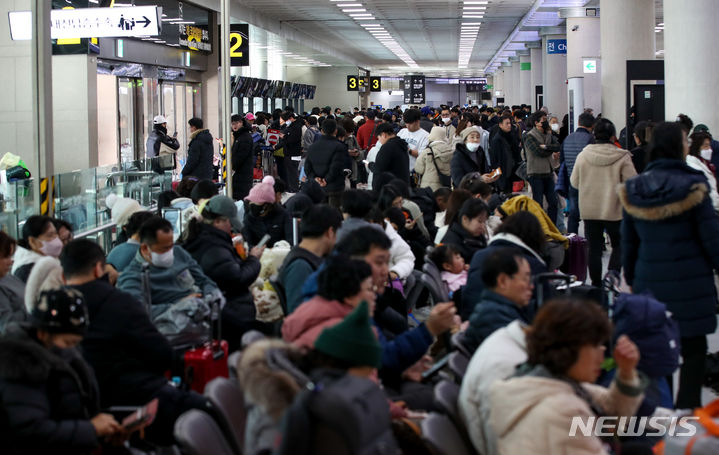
xmin=534 ymin=273 xmax=574 ymax=307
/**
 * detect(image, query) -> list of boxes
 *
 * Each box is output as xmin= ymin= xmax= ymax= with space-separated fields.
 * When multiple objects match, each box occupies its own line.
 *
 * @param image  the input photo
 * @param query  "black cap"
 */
xmin=32 ymin=287 xmax=89 ymax=335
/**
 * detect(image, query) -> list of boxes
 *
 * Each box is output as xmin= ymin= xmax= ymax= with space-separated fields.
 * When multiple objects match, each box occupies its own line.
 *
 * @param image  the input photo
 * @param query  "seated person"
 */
xmin=489 ymin=299 xmax=646 ymax=454
xmin=0 ymin=232 xmax=28 ymax=334
xmin=106 ymin=210 xmax=154 ymax=272
xmin=0 ymin=288 xmax=123 ymax=454
xmin=462 ymin=211 xmax=548 ymax=320
xmin=440 ymin=198 xmax=489 ymax=263
xmin=283 ymin=255 xmax=375 ymax=348
xmin=116 ymin=217 xmax=221 ymax=340
xmin=433 ymin=187 xmax=452 ymax=229
xmin=183 ymin=195 xmax=270 ymax=351
xmin=429 ymin=244 xmax=468 ymax=295
xmin=463 ymin=248 xmax=534 ymax=354
xmin=61 ymin=239 xmax=214 ymax=446
xmin=242 ymin=176 xmax=293 ymax=247
xmin=12 ymin=215 xmax=63 ymax=283
xmin=278 ymin=204 xmax=343 ymax=314
xmin=106 ymin=193 xmax=143 ymax=245
xmin=53 ymin=218 xmax=74 ymax=247
xmin=335 ymin=189 xmax=382 ymax=243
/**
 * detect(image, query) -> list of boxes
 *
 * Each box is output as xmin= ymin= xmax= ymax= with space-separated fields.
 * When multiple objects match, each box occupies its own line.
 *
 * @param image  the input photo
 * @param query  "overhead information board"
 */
xmin=50 ymin=6 xmax=162 ymax=39
xmin=229 ymin=24 xmax=249 ymax=66
xmin=404 ymin=75 xmax=426 ymax=104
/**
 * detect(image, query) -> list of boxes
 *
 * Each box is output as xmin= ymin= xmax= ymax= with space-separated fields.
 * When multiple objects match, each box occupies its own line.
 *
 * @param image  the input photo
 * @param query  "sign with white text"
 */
xmin=50 ymin=6 xmax=162 ymax=39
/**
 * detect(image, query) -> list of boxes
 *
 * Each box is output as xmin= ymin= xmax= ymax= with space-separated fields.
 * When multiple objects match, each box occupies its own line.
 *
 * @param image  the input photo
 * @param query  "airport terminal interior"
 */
xmin=2 ymin=0 xmax=719 ymax=454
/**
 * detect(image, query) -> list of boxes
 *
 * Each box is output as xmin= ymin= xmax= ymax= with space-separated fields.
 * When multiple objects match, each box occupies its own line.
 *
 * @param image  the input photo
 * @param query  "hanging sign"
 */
xmin=370 ymin=76 xmax=382 ymax=92
xmin=347 ymin=75 xmax=360 ymax=91
xmin=229 ymin=24 xmax=249 ymax=67
xmin=50 ymin=6 xmax=162 ymax=39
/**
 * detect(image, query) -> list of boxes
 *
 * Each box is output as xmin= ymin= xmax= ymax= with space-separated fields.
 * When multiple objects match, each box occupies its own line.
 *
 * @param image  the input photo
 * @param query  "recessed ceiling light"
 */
xmin=337 ymin=3 xmax=363 ymax=6
xmin=342 ymin=8 xmax=366 ymax=12
xmin=464 ymin=6 xmax=487 ymax=10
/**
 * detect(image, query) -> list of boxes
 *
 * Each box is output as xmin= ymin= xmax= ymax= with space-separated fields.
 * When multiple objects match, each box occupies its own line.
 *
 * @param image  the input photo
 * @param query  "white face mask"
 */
xmin=442 ymin=117 xmax=452 ymax=124
xmin=40 ymin=237 xmax=63 ymax=258
xmin=550 ymin=123 xmax=560 ymax=133
xmin=466 ymin=142 xmax=480 ymax=152
xmin=285 ymin=120 xmax=292 ymax=126
xmin=701 ymin=148 xmax=713 ymax=161
xmin=151 ymin=249 xmax=174 ymax=268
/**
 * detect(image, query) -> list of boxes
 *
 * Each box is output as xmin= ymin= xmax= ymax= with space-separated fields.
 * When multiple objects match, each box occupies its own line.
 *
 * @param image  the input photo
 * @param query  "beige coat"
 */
xmin=489 ymin=375 xmax=643 ymax=455
xmin=415 ymin=140 xmax=454 ymax=191
xmin=570 ymin=143 xmax=637 ymax=221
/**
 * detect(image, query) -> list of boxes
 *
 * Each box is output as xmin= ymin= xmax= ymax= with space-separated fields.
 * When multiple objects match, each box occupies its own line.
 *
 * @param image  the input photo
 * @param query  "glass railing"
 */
xmin=0 ymin=157 xmax=174 ymax=244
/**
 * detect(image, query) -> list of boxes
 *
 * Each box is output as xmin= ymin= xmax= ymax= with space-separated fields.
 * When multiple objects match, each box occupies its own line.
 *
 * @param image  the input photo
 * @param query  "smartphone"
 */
xmin=490 ymin=167 xmax=502 ymax=179
xmin=256 ymin=234 xmax=272 ymax=248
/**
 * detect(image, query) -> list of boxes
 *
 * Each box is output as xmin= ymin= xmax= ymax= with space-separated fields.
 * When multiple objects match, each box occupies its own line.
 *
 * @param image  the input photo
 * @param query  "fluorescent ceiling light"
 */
xmin=462 ymin=22 xmax=482 ymax=25
xmin=337 ymin=3 xmax=363 ymax=6
xmin=464 ymin=6 xmax=487 ymax=10
xmin=361 ymin=24 xmax=382 ymax=27
xmin=464 ymin=1 xmax=489 ymax=4
xmin=342 ymin=8 xmax=366 ymax=12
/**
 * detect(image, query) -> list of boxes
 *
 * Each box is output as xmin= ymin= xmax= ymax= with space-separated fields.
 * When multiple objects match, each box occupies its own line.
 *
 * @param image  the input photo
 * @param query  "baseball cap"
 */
xmin=420 ymin=106 xmax=432 ymax=116
xmin=153 ymin=115 xmax=168 ymax=125
xmin=245 ymin=113 xmax=256 ymax=122
xmin=205 ymin=195 xmax=243 ymax=232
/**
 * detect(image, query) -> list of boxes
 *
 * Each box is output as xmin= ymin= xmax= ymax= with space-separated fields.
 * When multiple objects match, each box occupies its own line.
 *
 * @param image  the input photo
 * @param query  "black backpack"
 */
xmin=275 ymin=369 xmax=400 ymax=455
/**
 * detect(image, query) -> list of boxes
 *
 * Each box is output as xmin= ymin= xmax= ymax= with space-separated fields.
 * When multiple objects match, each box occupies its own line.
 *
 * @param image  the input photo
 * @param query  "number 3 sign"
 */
xmin=229 ymin=24 xmax=249 ymax=67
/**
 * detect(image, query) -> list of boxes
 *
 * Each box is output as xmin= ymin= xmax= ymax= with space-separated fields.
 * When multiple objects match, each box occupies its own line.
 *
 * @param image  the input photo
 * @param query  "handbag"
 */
xmin=515 ymin=161 xmax=528 ymax=180
xmin=428 ymin=146 xmax=452 ymax=188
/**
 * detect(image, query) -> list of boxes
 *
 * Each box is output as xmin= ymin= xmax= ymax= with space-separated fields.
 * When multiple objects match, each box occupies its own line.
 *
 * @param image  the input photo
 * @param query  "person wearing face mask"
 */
xmin=548 ymin=116 xmax=561 ymax=139
xmin=183 ymin=195 xmax=272 ymax=350
xmin=0 ymin=231 xmax=28 ymax=335
xmin=274 ymin=111 xmax=303 ymax=192
xmin=0 ymin=287 xmax=125 ymax=455
xmin=439 ymin=108 xmax=457 ymax=140
xmin=687 ymin=131 xmax=719 ymax=211
xmin=241 ymin=176 xmax=293 ymax=248
xmin=523 ymin=111 xmax=561 ymax=224
xmin=451 ymin=126 xmax=495 ymax=189
xmin=117 ymin=217 xmax=222 ymax=338
xmin=12 ymin=215 xmax=64 ymax=283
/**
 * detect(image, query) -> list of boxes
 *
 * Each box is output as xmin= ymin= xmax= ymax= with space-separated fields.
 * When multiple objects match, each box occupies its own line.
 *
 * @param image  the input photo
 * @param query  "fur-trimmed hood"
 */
xmin=617 ymin=159 xmax=709 ymax=221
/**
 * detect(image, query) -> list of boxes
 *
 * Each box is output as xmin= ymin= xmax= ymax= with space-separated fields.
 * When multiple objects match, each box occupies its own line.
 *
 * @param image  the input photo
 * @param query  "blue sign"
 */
xmin=546 ymin=39 xmax=567 ymax=54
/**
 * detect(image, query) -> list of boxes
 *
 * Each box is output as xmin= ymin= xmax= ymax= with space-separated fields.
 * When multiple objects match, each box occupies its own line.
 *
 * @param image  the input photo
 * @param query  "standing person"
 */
xmin=275 ymin=112 xmax=303 ymax=192
xmin=439 ymin=107 xmax=457 ymax=141
xmin=356 ymin=109 xmax=378 ymax=152
xmin=398 ymin=108 xmax=430 ymax=176
xmin=629 ymin=121 xmax=653 ymax=174
xmin=146 ymin=115 xmax=180 ymax=173
xmin=687 ymin=131 xmax=719 ymax=211
xmin=372 ymin=123 xmax=410 ymax=190
xmin=524 ymin=111 xmax=560 ymax=224
xmin=451 ymin=127 xmax=494 ymax=188
xmin=415 ymin=126 xmax=454 ymax=191
xmin=231 ymin=114 xmax=255 ymax=201
xmin=570 ymin=118 xmax=636 ymax=285
xmin=619 ymin=121 xmax=719 ymax=409
xmin=0 ymin=232 xmax=27 ymax=334
xmin=420 ymin=106 xmax=435 ymax=133
xmin=304 ymin=119 xmax=349 ymax=209
xmin=0 ymin=288 xmax=124 ymax=454
xmin=182 ymin=117 xmax=215 ymax=180
xmin=560 ymin=112 xmax=595 ymax=234
xmin=342 ymin=117 xmax=362 ymax=186
xmin=302 ymin=115 xmax=321 ymax=152
xmin=489 ymin=113 xmax=517 ymax=194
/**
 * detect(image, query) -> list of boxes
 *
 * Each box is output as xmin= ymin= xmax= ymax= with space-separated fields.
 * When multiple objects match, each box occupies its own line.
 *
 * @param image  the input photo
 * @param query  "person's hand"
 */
xmin=104 ymin=264 xmax=119 ymax=286
xmin=389 ymin=271 xmax=399 ymax=281
xmin=91 ymin=413 xmax=122 ymax=437
xmin=401 ymin=355 xmax=433 ymax=382
xmin=425 ymin=302 xmax=457 ymax=336
xmin=249 ymin=246 xmax=265 ymax=258
xmin=480 ymin=173 xmax=499 ymax=183
xmin=552 ymin=152 xmax=560 ymax=160
xmin=405 ymin=218 xmax=417 ymax=230
xmin=410 ymin=149 xmax=419 ymax=158
xmin=314 ymin=177 xmax=327 ymax=187
xmin=614 ymin=335 xmax=640 ymax=381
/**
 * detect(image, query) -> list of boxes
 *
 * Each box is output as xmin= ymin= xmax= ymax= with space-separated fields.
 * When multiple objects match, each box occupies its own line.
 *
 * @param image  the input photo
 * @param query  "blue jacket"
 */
xmin=461 ymin=233 xmax=547 ymax=320
xmin=117 ymin=245 xmax=218 ymax=306
xmin=106 ymin=240 xmax=140 ymax=272
xmin=618 ymin=159 xmax=719 ymax=337
xmin=560 ymin=126 xmax=594 ymax=177
xmin=463 ymin=289 xmax=529 ymax=354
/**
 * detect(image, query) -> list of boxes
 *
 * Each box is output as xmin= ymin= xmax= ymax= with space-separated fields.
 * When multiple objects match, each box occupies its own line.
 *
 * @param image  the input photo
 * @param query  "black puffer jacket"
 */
xmin=440 ymin=221 xmax=487 ymax=263
xmin=451 ymin=142 xmax=488 ymax=188
xmin=242 ymin=203 xmax=293 ymax=248
xmin=182 ymin=129 xmax=215 ymax=180
xmin=305 ymin=135 xmax=350 ymax=192
xmin=232 ymin=124 xmax=255 ymax=200
xmin=373 ymin=136 xmax=410 ymax=190
xmin=0 ymin=325 xmax=100 ymax=455
xmin=74 ymin=278 xmax=172 ymax=407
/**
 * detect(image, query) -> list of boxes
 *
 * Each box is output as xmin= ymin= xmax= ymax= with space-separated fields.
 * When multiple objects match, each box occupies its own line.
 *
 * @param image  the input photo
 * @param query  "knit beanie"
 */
xmin=461 ymin=126 xmax=481 ymax=143
xmin=313 ymin=301 xmax=382 ymax=369
xmin=106 ymin=193 xmax=143 ymax=228
xmin=245 ymin=176 xmax=277 ymax=205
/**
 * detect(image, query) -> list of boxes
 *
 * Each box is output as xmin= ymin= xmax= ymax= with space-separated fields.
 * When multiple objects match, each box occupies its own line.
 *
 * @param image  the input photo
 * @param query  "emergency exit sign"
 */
xmin=584 ymin=60 xmax=597 ymax=73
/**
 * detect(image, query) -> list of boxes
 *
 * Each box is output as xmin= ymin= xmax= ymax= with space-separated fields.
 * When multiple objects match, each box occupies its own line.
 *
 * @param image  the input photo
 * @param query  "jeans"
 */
xmin=568 ymin=186 xmax=580 ymax=234
xmin=676 ymin=335 xmax=708 ymax=409
xmin=584 ymin=220 xmax=621 ymax=286
xmin=528 ymin=175 xmax=558 ymax=224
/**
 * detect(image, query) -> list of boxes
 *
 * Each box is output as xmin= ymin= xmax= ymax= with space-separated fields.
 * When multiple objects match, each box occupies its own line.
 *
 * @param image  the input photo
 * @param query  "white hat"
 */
xmin=106 ymin=193 xmax=143 ymax=228
xmin=153 ymin=115 xmax=168 ymax=125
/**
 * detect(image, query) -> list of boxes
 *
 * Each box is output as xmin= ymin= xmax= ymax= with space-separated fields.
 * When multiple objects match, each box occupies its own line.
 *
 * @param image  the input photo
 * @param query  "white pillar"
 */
xmin=600 ymin=0 xmax=655 ymax=130
xmin=510 ymin=57 xmax=521 ymax=106
xmin=541 ymin=28 xmax=568 ymax=117
xmin=528 ymin=42 xmax=543 ymax=110
xmin=565 ymin=12 xmax=601 ymax=115
xmin=502 ymin=63 xmax=513 ymax=106
xmin=493 ymin=69 xmax=504 ymax=105
xmin=519 ymin=52 xmax=532 ymax=107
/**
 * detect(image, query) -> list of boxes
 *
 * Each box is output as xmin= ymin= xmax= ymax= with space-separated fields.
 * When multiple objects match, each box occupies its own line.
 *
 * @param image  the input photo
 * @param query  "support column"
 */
xmin=510 ymin=56 xmax=520 ymax=107
xmin=540 ymin=27 xmax=568 ymax=117
xmin=563 ymin=9 xmax=601 ymax=116
xmin=519 ymin=51 xmax=532 ymax=107
xmin=493 ymin=68 xmax=504 ymax=105
xmin=600 ymin=0 xmax=655 ymax=130
xmin=502 ymin=62 xmax=514 ymax=106
xmin=528 ymin=42 xmax=543 ymax=111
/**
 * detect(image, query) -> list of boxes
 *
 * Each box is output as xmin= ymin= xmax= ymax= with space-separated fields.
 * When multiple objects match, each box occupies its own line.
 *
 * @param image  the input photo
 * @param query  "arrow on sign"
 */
xmin=137 ymin=16 xmax=151 ymax=28
xmin=584 ymin=60 xmax=596 ymax=73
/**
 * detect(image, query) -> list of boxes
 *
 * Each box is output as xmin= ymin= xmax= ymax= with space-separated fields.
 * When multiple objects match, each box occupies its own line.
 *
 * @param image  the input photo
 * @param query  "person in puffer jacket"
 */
xmin=415 ymin=126 xmax=453 ymax=191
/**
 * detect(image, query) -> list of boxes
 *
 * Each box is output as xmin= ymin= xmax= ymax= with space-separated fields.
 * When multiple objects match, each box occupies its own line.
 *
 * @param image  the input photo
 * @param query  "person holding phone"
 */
xmin=146 ymin=115 xmax=180 ymax=173
xmin=242 ymin=176 xmax=293 ymax=248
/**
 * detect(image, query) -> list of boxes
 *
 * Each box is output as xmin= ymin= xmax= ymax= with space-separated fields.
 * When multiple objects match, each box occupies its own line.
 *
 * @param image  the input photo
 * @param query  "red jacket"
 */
xmin=281 ymin=296 xmax=352 ymax=349
xmin=357 ymin=119 xmax=378 ymax=151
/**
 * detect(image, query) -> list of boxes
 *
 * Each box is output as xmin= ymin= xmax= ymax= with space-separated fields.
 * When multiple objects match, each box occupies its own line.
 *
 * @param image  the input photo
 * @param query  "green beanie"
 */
xmin=313 ymin=301 xmax=382 ymax=369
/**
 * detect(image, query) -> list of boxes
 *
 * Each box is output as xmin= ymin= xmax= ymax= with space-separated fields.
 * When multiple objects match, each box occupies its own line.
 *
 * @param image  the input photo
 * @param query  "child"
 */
xmin=429 ymin=244 xmax=468 ymax=295
xmin=433 ymin=187 xmax=452 ymax=228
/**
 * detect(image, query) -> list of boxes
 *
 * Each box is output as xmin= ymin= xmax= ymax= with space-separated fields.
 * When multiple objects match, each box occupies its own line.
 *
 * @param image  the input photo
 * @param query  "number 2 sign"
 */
xmin=230 ymin=24 xmax=249 ymax=67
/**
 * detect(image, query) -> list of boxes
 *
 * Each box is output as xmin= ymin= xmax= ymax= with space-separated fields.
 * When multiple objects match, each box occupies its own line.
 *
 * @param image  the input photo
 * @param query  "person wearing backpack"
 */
xmin=415 ymin=127 xmax=453 ymax=191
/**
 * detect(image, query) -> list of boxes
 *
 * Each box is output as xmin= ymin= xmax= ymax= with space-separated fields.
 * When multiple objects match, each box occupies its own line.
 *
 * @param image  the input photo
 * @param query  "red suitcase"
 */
xmin=183 ymin=300 xmax=229 ymax=393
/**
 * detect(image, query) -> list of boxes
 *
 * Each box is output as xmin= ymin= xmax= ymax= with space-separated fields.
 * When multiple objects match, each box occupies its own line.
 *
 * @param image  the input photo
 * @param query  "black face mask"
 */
xmin=541 ymin=121 xmax=550 ymax=132
xmin=250 ymin=204 xmax=271 ymax=217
